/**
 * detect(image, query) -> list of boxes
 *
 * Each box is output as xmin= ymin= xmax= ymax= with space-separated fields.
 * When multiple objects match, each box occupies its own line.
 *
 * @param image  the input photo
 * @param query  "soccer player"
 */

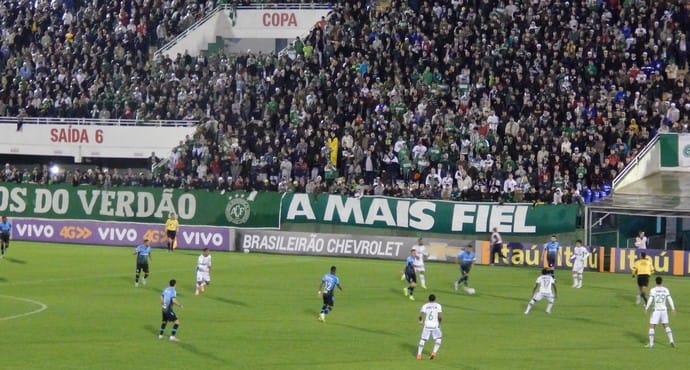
xmin=524 ymin=268 xmax=557 ymax=314
xmin=645 ymin=276 xmax=676 ymax=348
xmin=195 ymin=248 xmax=212 ymax=295
xmin=490 ymin=227 xmax=506 ymax=265
xmin=632 ymin=252 xmax=654 ymax=305
xmin=0 ymin=215 xmax=12 ymax=258
xmin=401 ymin=249 xmax=418 ymax=301
xmin=543 ymin=235 xmax=560 ymax=278
xmin=416 ymin=294 xmax=442 ymax=360
xmin=318 ymin=265 xmax=342 ymax=322
xmin=570 ymin=240 xmax=590 ymax=288
xmin=412 ymin=238 xmax=428 ymax=289
xmin=159 ymin=279 xmax=183 ymax=341
xmin=164 ymin=212 xmax=179 ymax=252
xmin=454 ymin=244 xmax=475 ymax=294
xmin=133 ymin=239 xmax=152 ymax=287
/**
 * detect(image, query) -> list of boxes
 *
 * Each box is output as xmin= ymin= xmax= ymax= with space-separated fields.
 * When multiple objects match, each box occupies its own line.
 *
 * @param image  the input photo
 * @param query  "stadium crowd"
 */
xmin=1 ymin=0 xmax=690 ymax=204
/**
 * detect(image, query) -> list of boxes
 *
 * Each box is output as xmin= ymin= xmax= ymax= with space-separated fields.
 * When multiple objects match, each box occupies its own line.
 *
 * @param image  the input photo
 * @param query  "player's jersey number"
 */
xmin=323 ymin=281 xmax=334 ymax=292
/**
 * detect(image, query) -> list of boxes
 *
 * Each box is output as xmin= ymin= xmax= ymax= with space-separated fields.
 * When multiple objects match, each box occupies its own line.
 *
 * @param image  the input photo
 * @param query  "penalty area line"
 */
xmin=0 ymin=295 xmax=48 ymax=321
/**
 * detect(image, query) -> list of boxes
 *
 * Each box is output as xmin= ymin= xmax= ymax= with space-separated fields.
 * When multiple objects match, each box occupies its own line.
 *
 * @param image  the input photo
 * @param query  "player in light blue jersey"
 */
xmin=318 ymin=266 xmax=342 ymax=322
xmin=543 ymin=235 xmax=560 ymax=278
xmin=0 ymin=215 xmax=12 ymax=258
xmin=159 ymin=279 xmax=183 ymax=341
xmin=454 ymin=244 xmax=476 ymax=293
xmin=133 ymin=239 xmax=152 ymax=287
xmin=401 ymin=249 xmax=418 ymax=301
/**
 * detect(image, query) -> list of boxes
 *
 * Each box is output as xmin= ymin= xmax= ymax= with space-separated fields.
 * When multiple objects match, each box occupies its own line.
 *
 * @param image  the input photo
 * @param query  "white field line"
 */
xmin=0 ymin=295 xmax=48 ymax=321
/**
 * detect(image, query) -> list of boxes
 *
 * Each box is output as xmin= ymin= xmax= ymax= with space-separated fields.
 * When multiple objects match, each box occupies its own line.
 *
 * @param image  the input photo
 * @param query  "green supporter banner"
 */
xmin=658 ymin=133 xmax=690 ymax=167
xmin=280 ymin=193 xmax=577 ymax=235
xmin=659 ymin=133 xmax=679 ymax=167
xmin=0 ymin=183 xmax=280 ymax=228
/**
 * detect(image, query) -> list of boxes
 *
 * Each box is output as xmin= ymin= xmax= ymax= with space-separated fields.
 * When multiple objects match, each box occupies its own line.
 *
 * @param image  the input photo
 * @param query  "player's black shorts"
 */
xmin=162 ymin=309 xmax=178 ymax=322
xmin=547 ymin=252 xmax=557 ymax=267
xmin=136 ymin=262 xmax=149 ymax=273
xmin=166 ymin=230 xmax=177 ymax=239
xmin=322 ymin=292 xmax=335 ymax=306
xmin=461 ymin=263 xmax=472 ymax=275
xmin=637 ymin=274 xmax=650 ymax=287
xmin=0 ymin=233 xmax=9 ymax=243
xmin=405 ymin=272 xmax=417 ymax=284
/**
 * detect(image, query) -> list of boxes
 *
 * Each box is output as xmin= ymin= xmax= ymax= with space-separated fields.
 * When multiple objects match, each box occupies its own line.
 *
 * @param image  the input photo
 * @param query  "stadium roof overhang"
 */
xmin=584 ymin=170 xmax=690 ymax=245
xmin=587 ymin=195 xmax=690 ymax=218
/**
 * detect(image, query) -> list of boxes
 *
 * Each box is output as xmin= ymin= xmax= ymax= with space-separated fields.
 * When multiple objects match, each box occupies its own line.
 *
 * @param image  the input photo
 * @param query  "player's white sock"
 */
xmin=572 ymin=274 xmax=577 ymax=287
xmin=546 ymin=301 xmax=553 ymax=314
xmin=649 ymin=329 xmax=655 ymax=347
xmin=524 ymin=301 xmax=534 ymax=314
xmin=578 ymin=274 xmax=583 ymax=287
xmin=665 ymin=327 xmax=674 ymax=344
xmin=432 ymin=338 xmax=441 ymax=353
xmin=417 ymin=339 xmax=426 ymax=356
xmin=420 ymin=274 xmax=426 ymax=288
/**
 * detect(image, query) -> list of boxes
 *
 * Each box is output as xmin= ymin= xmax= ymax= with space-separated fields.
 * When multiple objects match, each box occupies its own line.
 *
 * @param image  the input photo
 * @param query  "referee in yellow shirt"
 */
xmin=165 ymin=212 xmax=179 ymax=252
xmin=632 ymin=252 xmax=654 ymax=305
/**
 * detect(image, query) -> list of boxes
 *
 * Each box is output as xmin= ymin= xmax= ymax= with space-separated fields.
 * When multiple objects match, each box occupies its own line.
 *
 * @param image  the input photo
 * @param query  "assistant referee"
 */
xmin=0 ymin=215 xmax=12 ymax=258
xmin=632 ymin=252 xmax=655 ymax=305
xmin=165 ymin=212 xmax=179 ymax=252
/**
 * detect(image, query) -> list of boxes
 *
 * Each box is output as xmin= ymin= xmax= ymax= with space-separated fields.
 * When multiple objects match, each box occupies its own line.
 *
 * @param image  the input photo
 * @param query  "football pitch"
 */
xmin=1 ymin=242 xmax=689 ymax=370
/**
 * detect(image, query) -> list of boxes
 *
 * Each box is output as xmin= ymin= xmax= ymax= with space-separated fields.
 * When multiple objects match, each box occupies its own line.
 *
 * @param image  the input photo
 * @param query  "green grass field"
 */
xmin=1 ymin=241 xmax=689 ymax=370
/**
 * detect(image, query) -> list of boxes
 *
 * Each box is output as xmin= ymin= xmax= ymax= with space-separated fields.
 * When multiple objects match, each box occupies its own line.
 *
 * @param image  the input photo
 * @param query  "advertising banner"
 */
xmin=236 ymin=229 xmax=479 ymax=263
xmin=609 ymin=248 xmax=677 ymax=275
xmin=280 ymin=193 xmax=577 ymax=235
xmin=0 ymin=183 xmax=280 ymax=228
xmin=479 ymin=241 xmax=605 ymax=272
xmin=12 ymin=217 xmax=231 ymax=251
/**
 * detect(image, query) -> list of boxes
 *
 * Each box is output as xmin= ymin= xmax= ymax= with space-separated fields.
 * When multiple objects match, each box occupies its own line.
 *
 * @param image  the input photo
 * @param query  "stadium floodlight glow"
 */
xmin=50 ymin=165 xmax=60 ymax=175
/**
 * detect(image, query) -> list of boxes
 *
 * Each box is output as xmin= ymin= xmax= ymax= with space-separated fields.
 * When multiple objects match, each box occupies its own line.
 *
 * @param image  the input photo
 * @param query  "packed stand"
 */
xmin=0 ymin=0 xmax=334 ymax=121
xmin=167 ymin=0 xmax=689 ymax=204
xmin=0 ymin=0 xmax=220 ymax=120
xmin=3 ymin=0 xmax=690 ymax=206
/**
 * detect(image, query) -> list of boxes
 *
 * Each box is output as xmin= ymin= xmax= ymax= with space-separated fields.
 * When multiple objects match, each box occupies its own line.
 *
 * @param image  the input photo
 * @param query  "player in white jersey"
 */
xmin=195 ymin=248 xmax=212 ymax=296
xmin=412 ymin=238 xmax=428 ymax=289
xmin=570 ymin=240 xmax=590 ymax=288
xmin=524 ymin=268 xmax=557 ymax=314
xmin=416 ymin=294 xmax=442 ymax=360
xmin=644 ymin=276 xmax=675 ymax=348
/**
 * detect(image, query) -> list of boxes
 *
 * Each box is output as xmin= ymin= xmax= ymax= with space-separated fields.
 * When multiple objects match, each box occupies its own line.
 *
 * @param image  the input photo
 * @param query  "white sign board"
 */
xmin=230 ymin=9 xmax=328 ymax=39
xmin=0 ymin=123 xmax=196 ymax=159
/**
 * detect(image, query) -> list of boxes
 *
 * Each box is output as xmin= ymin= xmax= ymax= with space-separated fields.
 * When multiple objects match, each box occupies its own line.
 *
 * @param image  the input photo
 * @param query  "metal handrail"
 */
xmin=235 ymin=3 xmax=333 ymax=10
xmin=0 ymin=116 xmax=198 ymax=127
xmin=276 ymin=6 xmax=334 ymax=58
xmin=611 ymin=133 xmax=660 ymax=189
xmin=154 ymin=4 xmax=236 ymax=59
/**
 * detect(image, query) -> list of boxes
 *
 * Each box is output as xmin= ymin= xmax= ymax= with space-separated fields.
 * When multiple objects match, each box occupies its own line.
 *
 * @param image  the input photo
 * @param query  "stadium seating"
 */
xmin=1 ymin=0 xmax=689 ymax=205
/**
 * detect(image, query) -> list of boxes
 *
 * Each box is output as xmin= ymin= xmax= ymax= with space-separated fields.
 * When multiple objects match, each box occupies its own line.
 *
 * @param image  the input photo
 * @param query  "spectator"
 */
xmin=2 ymin=0 xmax=689 ymax=205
